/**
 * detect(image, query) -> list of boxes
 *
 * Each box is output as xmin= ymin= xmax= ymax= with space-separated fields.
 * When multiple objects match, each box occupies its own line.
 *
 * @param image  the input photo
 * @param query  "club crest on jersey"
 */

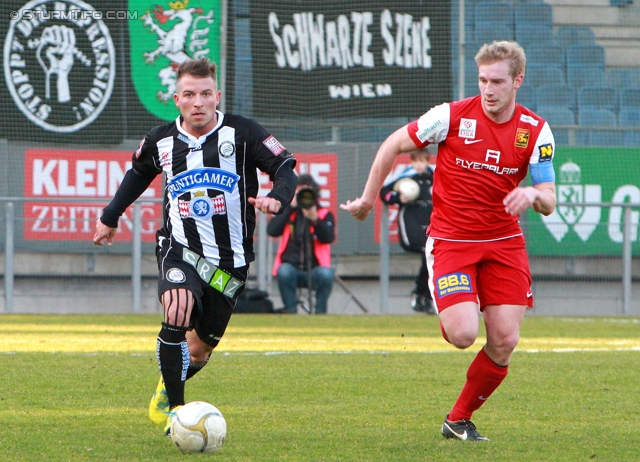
xmin=458 ymin=118 xmax=477 ymax=138
xmin=4 ymin=0 xmax=116 ymax=133
xmin=515 ymin=128 xmax=529 ymax=148
xmin=218 ymin=141 xmax=235 ymax=158
xmin=129 ymin=0 xmax=219 ymax=121
xmin=166 ymin=267 xmax=186 ymax=283
xmin=167 ymin=167 xmax=240 ymax=199
xmin=179 ymin=191 xmax=226 ymax=220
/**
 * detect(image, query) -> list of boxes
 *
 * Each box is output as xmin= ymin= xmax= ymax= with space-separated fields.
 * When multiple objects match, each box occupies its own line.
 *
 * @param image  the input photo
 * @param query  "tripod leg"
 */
xmin=333 ymin=275 xmax=369 ymax=313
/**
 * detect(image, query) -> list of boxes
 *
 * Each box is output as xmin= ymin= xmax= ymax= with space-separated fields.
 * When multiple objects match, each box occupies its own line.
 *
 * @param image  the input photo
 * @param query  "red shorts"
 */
xmin=425 ymin=235 xmax=533 ymax=312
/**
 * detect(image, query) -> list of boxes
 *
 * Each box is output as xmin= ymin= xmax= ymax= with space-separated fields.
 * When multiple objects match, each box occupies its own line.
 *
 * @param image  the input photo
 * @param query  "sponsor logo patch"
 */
xmin=458 ymin=118 xmax=477 ymax=138
xmin=167 ymin=167 xmax=240 ymax=199
xmin=515 ymin=128 xmax=529 ymax=148
xmin=436 ymin=272 xmax=472 ymax=297
xmin=538 ymin=143 xmax=553 ymax=162
xmin=166 ymin=267 xmax=186 ymax=283
xmin=263 ymin=135 xmax=285 ymax=155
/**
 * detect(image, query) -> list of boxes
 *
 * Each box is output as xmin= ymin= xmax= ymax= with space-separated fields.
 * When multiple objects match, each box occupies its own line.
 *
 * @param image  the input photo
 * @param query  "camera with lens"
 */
xmin=296 ymin=187 xmax=318 ymax=209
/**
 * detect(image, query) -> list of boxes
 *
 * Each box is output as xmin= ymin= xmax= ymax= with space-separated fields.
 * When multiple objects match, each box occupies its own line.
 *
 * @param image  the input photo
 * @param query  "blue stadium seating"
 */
xmin=526 ymin=43 xmax=565 ymax=70
xmin=578 ymin=86 xmax=618 ymax=113
xmin=526 ymin=64 xmax=565 ymax=88
xmin=578 ymin=109 xmax=619 ymax=147
xmin=474 ymin=22 xmax=515 ymax=43
xmin=609 ymin=69 xmax=640 ymax=90
xmin=514 ymin=3 xmax=554 ymax=47
xmin=516 ymin=25 xmax=554 ymax=47
xmin=619 ymin=108 xmax=640 ymax=147
xmin=556 ymin=26 xmax=595 ymax=49
xmin=474 ymin=2 xmax=513 ymax=24
xmin=517 ymin=84 xmax=537 ymax=111
xmin=536 ymin=106 xmax=576 ymax=145
xmin=567 ymin=44 xmax=606 ymax=70
xmin=567 ymin=66 xmax=607 ymax=89
xmin=474 ymin=2 xmax=514 ymax=43
xmin=537 ymin=85 xmax=576 ymax=112
xmin=538 ymin=106 xmax=576 ymax=125
xmin=619 ymin=88 xmax=640 ymax=109
xmin=515 ymin=2 xmax=553 ymax=23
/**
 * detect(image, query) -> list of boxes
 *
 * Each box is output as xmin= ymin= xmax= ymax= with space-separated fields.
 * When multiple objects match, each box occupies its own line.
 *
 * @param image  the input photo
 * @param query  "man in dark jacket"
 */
xmin=267 ymin=174 xmax=336 ymax=314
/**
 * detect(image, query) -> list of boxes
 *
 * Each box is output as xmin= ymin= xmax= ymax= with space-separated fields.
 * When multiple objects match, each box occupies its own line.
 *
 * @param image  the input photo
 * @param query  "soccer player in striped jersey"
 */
xmin=93 ymin=58 xmax=297 ymax=435
xmin=342 ymin=41 xmax=557 ymax=441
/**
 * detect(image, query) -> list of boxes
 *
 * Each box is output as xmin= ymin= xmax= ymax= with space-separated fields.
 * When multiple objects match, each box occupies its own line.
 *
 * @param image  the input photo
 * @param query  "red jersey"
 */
xmin=407 ymin=96 xmax=555 ymax=241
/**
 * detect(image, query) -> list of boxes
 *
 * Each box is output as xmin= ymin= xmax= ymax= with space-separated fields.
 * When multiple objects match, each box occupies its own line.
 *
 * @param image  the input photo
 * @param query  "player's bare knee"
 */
xmin=448 ymin=330 xmax=477 ymax=349
xmin=488 ymin=332 xmax=520 ymax=355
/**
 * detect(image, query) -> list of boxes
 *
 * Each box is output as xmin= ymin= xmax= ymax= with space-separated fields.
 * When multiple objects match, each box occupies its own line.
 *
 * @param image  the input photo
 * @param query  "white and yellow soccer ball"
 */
xmin=170 ymin=401 xmax=227 ymax=454
xmin=393 ymin=177 xmax=421 ymax=202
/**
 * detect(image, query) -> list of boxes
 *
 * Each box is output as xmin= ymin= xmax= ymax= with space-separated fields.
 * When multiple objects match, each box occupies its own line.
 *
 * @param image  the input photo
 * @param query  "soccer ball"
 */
xmin=393 ymin=177 xmax=421 ymax=202
xmin=170 ymin=401 xmax=227 ymax=454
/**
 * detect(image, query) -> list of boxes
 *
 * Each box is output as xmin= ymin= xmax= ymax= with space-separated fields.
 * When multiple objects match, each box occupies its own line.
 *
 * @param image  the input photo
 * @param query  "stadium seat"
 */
xmin=619 ymin=107 xmax=640 ymax=126
xmin=578 ymin=109 xmax=619 ymax=147
xmin=620 ymin=88 xmax=640 ymax=109
xmin=536 ymin=106 xmax=575 ymax=145
xmin=474 ymin=22 xmax=515 ymax=43
xmin=567 ymin=44 xmax=606 ymax=70
xmin=567 ymin=66 xmax=607 ymax=89
xmin=556 ymin=26 xmax=595 ymax=49
xmin=537 ymin=85 xmax=576 ymax=112
xmin=517 ymin=84 xmax=537 ymax=111
xmin=526 ymin=64 xmax=565 ymax=88
xmin=474 ymin=2 xmax=513 ymax=25
xmin=619 ymin=108 xmax=640 ymax=147
xmin=578 ymin=87 xmax=618 ymax=113
xmin=473 ymin=2 xmax=514 ymax=43
xmin=515 ymin=24 xmax=554 ymax=48
xmin=515 ymin=2 xmax=553 ymax=23
xmin=608 ymin=68 xmax=640 ymax=90
xmin=526 ymin=43 xmax=565 ymax=70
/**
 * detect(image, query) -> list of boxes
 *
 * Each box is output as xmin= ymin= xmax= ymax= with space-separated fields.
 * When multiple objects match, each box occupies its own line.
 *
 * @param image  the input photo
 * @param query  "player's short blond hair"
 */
xmin=475 ymin=41 xmax=526 ymax=79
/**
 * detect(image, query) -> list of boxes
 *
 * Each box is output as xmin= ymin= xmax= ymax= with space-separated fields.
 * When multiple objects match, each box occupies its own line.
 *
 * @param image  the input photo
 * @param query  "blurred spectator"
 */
xmin=379 ymin=149 xmax=435 ymax=314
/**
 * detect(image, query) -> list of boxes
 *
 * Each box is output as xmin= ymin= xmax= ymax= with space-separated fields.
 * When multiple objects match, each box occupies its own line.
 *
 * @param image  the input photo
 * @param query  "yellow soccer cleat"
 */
xmin=164 ymin=405 xmax=183 ymax=437
xmin=149 ymin=376 xmax=171 ymax=425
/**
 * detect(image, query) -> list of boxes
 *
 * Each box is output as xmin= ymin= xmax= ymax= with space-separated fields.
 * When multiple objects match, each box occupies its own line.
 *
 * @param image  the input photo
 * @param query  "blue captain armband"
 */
xmin=530 ymin=161 xmax=555 ymax=185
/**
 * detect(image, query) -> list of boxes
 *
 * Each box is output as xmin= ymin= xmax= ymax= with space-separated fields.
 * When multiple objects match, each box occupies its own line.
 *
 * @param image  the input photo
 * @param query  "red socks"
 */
xmin=448 ymin=348 xmax=508 ymax=421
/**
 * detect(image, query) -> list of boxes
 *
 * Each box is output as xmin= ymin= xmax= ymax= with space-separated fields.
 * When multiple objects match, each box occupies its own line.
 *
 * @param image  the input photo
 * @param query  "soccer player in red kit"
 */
xmin=341 ymin=41 xmax=557 ymax=441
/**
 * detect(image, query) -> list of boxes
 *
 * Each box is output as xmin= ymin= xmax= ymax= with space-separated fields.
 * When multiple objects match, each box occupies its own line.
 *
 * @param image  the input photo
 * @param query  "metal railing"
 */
xmin=2 ymin=198 xmax=638 ymax=314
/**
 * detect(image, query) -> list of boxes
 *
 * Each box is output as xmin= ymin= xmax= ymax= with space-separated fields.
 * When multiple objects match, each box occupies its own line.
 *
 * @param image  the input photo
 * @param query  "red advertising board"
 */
xmin=24 ymin=149 xmax=163 ymax=241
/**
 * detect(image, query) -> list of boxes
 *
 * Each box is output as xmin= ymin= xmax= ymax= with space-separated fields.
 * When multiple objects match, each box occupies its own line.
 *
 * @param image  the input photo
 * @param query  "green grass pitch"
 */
xmin=0 ymin=314 xmax=639 ymax=461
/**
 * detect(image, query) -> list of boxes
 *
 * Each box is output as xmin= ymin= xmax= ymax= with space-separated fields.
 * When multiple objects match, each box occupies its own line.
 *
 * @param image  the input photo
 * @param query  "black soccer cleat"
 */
xmin=442 ymin=415 xmax=490 ymax=441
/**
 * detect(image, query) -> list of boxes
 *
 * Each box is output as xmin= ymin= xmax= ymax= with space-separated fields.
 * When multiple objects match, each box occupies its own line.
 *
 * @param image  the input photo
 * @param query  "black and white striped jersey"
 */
xmin=129 ymin=111 xmax=296 ymax=268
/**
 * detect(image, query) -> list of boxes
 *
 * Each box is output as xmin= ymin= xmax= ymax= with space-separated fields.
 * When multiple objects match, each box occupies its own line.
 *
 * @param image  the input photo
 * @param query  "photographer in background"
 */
xmin=267 ymin=174 xmax=336 ymax=314
xmin=379 ymin=149 xmax=435 ymax=314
